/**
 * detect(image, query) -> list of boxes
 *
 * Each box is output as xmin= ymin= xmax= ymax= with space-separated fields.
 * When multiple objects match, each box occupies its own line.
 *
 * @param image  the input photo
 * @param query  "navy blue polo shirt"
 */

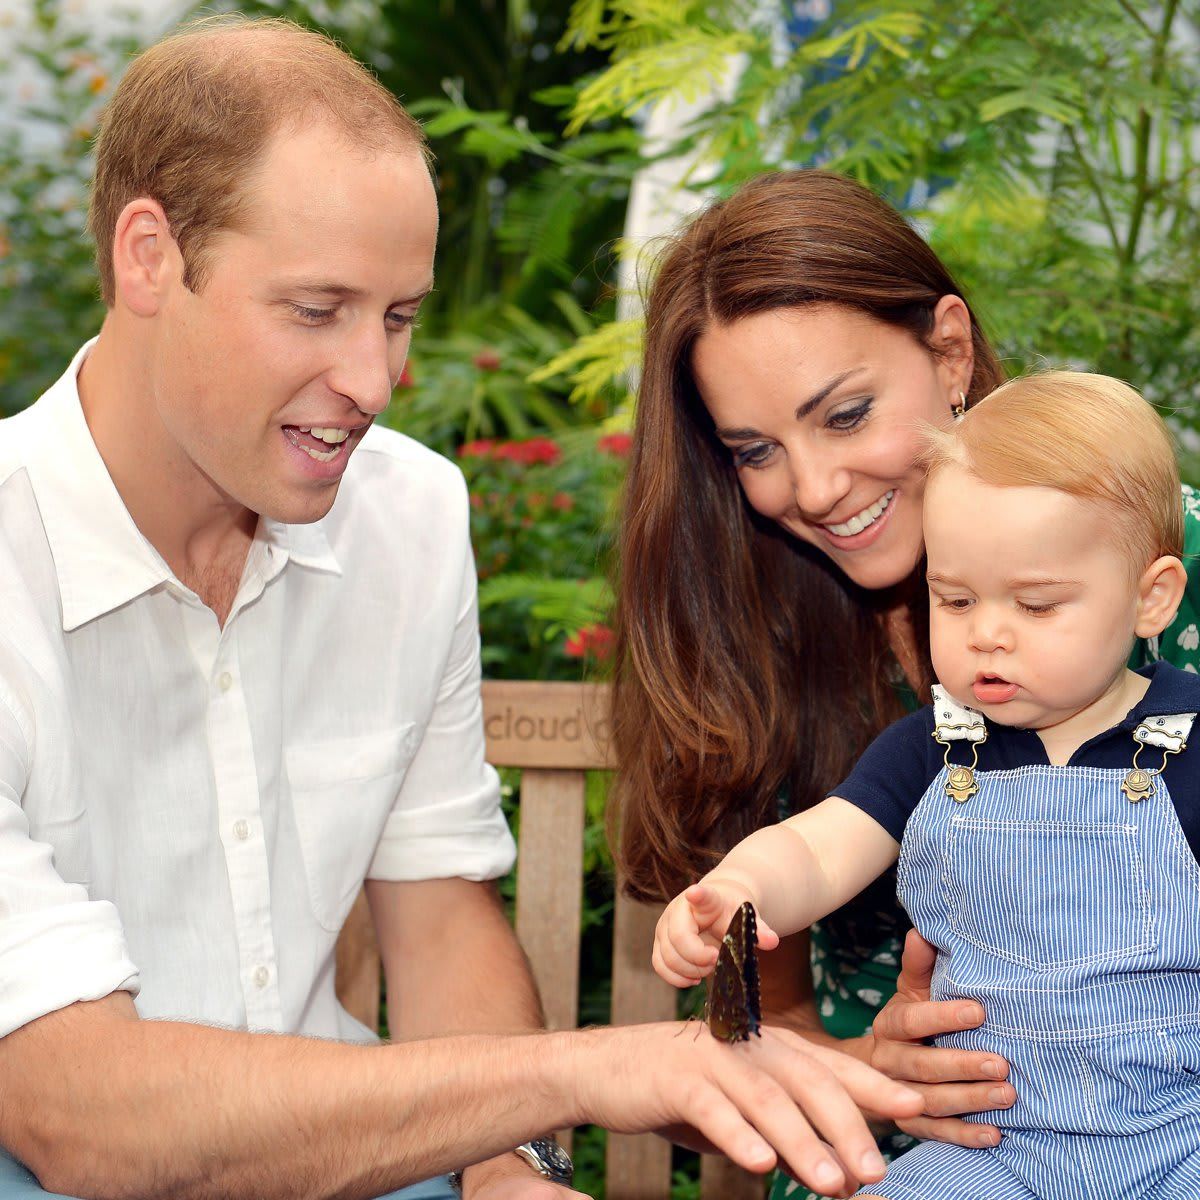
xmin=833 ymin=662 xmax=1200 ymax=862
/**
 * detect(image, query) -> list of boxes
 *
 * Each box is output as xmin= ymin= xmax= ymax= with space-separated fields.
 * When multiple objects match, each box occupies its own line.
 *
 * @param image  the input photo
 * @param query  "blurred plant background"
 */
xmin=3 ymin=0 xmax=1199 ymax=1193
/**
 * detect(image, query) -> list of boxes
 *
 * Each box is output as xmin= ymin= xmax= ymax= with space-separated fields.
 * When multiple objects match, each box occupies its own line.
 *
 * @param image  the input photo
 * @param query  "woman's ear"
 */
xmin=110 ymin=197 xmax=177 ymax=317
xmin=1135 ymin=555 xmax=1188 ymax=638
xmin=931 ymin=294 xmax=974 ymax=403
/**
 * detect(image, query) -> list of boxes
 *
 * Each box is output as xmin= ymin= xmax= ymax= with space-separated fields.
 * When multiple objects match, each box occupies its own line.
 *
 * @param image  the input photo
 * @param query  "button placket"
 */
xmin=208 ymin=623 xmax=282 ymax=1030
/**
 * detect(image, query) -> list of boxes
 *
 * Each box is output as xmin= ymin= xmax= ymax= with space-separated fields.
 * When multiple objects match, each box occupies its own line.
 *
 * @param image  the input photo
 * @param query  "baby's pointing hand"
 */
xmin=652 ymin=882 xmax=779 ymax=989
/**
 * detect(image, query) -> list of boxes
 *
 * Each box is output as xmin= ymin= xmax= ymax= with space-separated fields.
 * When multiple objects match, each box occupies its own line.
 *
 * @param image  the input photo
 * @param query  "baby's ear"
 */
xmin=1134 ymin=555 xmax=1188 ymax=638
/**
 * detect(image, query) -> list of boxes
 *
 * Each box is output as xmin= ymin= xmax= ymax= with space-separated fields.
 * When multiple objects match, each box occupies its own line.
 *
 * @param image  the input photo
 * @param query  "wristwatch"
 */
xmin=449 ymin=1136 xmax=574 ymax=1193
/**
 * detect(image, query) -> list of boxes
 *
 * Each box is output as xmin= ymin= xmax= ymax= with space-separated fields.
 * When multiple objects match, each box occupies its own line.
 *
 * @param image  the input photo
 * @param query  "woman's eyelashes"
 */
xmin=826 ymin=398 xmax=873 ymax=432
xmin=732 ymin=442 xmax=774 ymax=469
xmin=729 ymin=397 xmax=875 ymax=468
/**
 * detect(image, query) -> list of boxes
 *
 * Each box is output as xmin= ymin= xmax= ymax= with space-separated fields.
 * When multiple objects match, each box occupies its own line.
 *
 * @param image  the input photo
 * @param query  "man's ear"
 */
xmin=1135 ymin=555 xmax=1188 ymax=638
xmin=111 ymin=198 xmax=179 ymax=317
xmin=930 ymin=294 xmax=975 ymax=406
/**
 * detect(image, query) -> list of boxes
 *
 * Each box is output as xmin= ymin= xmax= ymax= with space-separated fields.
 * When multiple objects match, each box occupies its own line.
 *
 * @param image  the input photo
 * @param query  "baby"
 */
xmin=655 ymin=372 xmax=1200 ymax=1200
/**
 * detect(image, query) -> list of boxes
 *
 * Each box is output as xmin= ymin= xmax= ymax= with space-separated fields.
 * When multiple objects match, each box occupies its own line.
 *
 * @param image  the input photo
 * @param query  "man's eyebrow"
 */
xmin=713 ymin=367 xmax=868 ymax=441
xmin=275 ymin=279 xmax=435 ymax=304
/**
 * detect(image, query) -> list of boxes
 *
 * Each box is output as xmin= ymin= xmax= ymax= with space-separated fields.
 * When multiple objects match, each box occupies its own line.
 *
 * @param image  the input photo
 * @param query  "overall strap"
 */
xmin=930 ymin=685 xmax=987 ymax=803
xmin=930 ymin=684 xmax=987 ymax=743
xmin=1133 ymin=711 xmax=1197 ymax=753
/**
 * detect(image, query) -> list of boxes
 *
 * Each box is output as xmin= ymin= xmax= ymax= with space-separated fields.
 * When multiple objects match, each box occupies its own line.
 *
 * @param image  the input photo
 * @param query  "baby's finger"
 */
xmin=684 ymin=883 xmax=729 ymax=931
xmin=651 ymin=938 xmax=705 ymax=989
xmin=656 ymin=926 xmax=717 ymax=984
xmin=666 ymin=898 xmax=721 ymax=965
xmin=754 ymin=915 xmax=781 ymax=952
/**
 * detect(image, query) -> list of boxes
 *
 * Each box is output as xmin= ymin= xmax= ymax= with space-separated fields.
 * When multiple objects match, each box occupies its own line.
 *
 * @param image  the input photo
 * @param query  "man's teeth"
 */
xmin=297 ymin=426 xmax=351 ymax=445
xmin=826 ymin=490 xmax=895 ymax=537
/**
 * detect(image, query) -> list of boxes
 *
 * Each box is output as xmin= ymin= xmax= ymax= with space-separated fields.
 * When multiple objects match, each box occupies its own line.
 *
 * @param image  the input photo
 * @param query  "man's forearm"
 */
xmin=0 ymin=993 xmax=589 ymax=1200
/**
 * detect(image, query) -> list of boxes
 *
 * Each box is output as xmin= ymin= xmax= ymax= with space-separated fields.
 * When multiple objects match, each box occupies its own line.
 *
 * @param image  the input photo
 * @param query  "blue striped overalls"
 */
xmin=860 ymin=687 xmax=1200 ymax=1200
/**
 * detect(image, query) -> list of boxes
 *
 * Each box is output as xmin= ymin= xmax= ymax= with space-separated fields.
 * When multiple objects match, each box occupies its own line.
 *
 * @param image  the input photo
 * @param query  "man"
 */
xmin=0 ymin=17 xmax=919 ymax=1200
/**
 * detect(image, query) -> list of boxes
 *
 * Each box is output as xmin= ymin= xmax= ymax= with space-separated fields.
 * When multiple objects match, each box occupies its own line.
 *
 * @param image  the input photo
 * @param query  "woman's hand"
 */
xmin=652 ymin=881 xmax=779 ymax=988
xmin=869 ymin=930 xmax=1014 ymax=1146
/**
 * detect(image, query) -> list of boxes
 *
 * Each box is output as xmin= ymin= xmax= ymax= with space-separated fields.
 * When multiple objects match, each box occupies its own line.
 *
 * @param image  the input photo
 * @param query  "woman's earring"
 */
xmin=951 ymin=390 xmax=967 ymax=419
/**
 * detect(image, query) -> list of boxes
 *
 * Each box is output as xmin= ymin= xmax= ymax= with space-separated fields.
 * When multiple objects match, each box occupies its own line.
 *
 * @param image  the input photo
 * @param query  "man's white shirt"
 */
xmin=0 ymin=342 xmax=515 ymax=1041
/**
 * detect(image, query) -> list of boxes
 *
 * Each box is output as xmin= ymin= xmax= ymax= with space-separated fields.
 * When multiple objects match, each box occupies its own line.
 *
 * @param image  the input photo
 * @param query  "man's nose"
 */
xmin=326 ymin=325 xmax=394 ymax=416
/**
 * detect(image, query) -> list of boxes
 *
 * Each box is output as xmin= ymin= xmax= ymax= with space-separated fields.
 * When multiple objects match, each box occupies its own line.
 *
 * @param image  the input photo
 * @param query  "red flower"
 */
xmin=397 ymin=363 xmax=416 ymax=389
xmin=563 ymin=623 xmax=615 ymax=661
xmin=457 ymin=439 xmax=495 ymax=459
xmin=493 ymin=438 xmax=561 ymax=467
xmin=473 ymin=349 xmax=503 ymax=372
xmin=598 ymin=432 xmax=633 ymax=457
xmin=551 ymin=492 xmax=574 ymax=512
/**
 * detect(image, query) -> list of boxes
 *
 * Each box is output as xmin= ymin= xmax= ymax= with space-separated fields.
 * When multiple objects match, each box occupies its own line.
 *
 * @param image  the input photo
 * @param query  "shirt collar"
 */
xmin=1128 ymin=660 xmax=1200 ymax=721
xmin=26 ymin=340 xmax=340 ymax=632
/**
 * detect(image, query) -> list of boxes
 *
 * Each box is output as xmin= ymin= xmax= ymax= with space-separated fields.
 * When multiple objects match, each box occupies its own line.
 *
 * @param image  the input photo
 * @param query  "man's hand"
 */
xmin=869 ymin=930 xmax=1014 ymax=1147
xmin=653 ymin=882 xmax=780 ymax=987
xmin=573 ymin=1021 xmax=921 ymax=1200
xmin=462 ymin=1153 xmax=590 ymax=1200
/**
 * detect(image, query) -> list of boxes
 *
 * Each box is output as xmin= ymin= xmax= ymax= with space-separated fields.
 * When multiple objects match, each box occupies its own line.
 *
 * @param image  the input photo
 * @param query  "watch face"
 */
xmin=521 ymin=1137 xmax=574 ymax=1184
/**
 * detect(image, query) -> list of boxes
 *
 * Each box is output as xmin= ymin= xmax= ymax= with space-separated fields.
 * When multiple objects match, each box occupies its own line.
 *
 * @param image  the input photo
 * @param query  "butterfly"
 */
xmin=706 ymin=900 xmax=762 ymax=1043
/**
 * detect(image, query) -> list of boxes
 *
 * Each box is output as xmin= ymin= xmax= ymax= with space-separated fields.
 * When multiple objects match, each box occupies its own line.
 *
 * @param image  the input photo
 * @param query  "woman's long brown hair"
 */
xmin=612 ymin=170 xmax=1004 ymax=903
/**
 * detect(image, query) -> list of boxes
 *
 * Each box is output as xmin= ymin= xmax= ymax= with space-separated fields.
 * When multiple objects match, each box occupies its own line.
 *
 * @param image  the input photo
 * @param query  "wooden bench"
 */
xmin=335 ymin=680 xmax=762 ymax=1200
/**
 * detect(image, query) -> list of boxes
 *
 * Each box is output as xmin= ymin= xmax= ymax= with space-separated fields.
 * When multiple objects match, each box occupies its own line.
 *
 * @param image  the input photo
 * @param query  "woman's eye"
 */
xmin=387 ymin=310 xmax=419 ymax=330
xmin=826 ymin=399 xmax=873 ymax=432
xmin=289 ymin=303 xmax=335 ymax=324
xmin=732 ymin=443 xmax=774 ymax=469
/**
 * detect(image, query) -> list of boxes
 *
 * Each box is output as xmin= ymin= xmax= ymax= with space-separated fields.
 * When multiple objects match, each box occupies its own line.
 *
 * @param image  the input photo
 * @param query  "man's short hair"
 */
xmin=924 ymin=371 xmax=1184 ymax=574
xmin=88 ymin=15 xmax=431 ymax=306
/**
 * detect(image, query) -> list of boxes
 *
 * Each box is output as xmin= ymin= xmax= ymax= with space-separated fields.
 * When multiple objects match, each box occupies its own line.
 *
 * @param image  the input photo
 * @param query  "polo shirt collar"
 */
xmin=25 ymin=340 xmax=340 ymax=632
xmin=1129 ymin=660 xmax=1199 ymax=721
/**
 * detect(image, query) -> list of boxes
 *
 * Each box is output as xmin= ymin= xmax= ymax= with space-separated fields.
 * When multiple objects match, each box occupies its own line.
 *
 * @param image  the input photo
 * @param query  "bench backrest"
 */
xmin=335 ymin=681 xmax=762 ymax=1200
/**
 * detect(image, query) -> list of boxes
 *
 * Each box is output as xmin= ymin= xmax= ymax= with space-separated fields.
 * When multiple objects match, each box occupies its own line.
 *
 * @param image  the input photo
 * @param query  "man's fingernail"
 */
xmin=982 ymin=1059 xmax=1005 ymax=1079
xmin=815 ymin=1161 xmax=843 ymax=1189
xmin=745 ymin=1140 xmax=772 ymax=1168
xmin=989 ymin=1087 xmax=1014 ymax=1107
xmin=957 ymin=1004 xmax=982 ymax=1025
xmin=859 ymin=1150 xmax=886 ymax=1176
xmin=976 ymin=1129 xmax=1001 ymax=1147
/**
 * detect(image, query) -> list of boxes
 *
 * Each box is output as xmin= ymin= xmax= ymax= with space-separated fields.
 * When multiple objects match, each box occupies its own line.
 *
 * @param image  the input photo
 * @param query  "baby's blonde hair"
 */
xmin=924 ymin=372 xmax=1183 ymax=573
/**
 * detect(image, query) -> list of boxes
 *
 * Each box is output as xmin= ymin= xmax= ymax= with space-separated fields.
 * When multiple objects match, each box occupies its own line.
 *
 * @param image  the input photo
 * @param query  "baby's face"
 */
xmin=924 ymin=464 xmax=1140 ymax=731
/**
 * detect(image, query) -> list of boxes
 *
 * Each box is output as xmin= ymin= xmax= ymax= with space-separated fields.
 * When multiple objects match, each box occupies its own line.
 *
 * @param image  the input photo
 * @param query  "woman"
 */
xmin=610 ymin=170 xmax=1200 ymax=1196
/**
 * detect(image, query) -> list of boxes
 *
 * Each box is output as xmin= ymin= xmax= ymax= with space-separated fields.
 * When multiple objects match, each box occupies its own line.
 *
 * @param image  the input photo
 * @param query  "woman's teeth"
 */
xmin=825 ymin=490 xmax=895 ymax=537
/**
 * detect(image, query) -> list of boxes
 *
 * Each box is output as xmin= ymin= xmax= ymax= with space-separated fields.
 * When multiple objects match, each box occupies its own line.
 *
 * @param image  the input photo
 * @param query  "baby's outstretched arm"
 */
xmin=654 ymin=799 xmax=900 ymax=989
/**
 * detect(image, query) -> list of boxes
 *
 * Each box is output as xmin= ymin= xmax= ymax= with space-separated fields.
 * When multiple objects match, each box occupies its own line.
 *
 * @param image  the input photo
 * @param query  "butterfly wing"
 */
xmin=706 ymin=901 xmax=762 ymax=1043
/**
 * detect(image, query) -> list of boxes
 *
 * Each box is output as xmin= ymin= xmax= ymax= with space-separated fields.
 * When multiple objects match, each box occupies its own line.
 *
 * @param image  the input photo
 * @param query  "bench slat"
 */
xmin=607 ymin=891 xmax=675 ymax=1200
xmin=482 ymin=681 xmax=612 ymax=769
xmin=514 ymin=768 xmax=586 ymax=1033
xmin=701 ymin=1152 xmax=766 ymax=1200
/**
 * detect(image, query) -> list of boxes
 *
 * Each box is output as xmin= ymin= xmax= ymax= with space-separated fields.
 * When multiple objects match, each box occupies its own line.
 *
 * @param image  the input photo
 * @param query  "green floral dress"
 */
xmin=770 ymin=484 xmax=1200 ymax=1200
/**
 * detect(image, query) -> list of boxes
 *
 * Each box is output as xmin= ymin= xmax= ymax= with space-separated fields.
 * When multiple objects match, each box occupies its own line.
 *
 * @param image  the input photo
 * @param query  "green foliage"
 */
xmin=0 ymin=1 xmax=138 ymax=413
xmin=559 ymin=0 xmax=1200 ymax=456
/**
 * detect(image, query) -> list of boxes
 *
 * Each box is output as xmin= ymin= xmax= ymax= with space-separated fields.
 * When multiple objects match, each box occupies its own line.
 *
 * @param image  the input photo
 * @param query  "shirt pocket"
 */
xmin=286 ymin=723 xmax=420 ymax=931
xmin=943 ymin=817 xmax=1156 ymax=971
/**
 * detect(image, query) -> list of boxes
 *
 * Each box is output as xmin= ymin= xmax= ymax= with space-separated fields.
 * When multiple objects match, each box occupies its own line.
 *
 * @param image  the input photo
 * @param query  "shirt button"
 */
xmin=233 ymin=819 xmax=250 ymax=841
xmin=218 ymin=671 xmax=233 ymax=692
xmin=253 ymin=966 xmax=270 ymax=989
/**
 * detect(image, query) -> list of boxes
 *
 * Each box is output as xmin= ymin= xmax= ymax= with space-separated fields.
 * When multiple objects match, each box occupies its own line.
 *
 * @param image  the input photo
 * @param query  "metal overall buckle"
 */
xmin=1121 ymin=712 xmax=1192 ymax=802
xmin=930 ymin=685 xmax=989 ymax=804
